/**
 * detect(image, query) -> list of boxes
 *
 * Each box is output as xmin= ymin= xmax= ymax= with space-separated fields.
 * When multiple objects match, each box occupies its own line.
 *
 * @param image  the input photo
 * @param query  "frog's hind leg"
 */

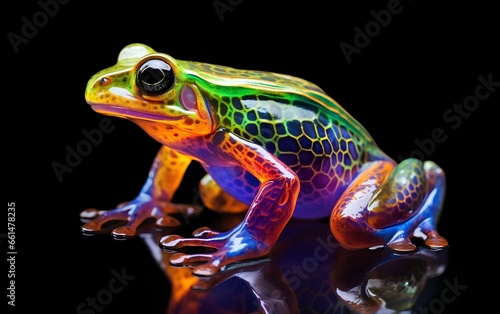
xmin=198 ymin=174 xmax=248 ymax=214
xmin=330 ymin=158 xmax=448 ymax=252
xmin=379 ymin=159 xmax=448 ymax=251
xmin=411 ymin=160 xmax=448 ymax=250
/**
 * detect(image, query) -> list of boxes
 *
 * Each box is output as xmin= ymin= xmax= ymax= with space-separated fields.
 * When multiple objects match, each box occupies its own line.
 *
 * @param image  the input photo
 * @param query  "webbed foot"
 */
xmin=80 ymin=195 xmax=202 ymax=238
xmin=160 ymin=226 xmax=270 ymax=276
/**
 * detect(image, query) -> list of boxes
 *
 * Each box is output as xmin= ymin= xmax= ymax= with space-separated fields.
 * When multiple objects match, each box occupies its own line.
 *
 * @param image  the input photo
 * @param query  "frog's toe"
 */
xmin=81 ymin=220 xmax=101 ymax=233
xmin=424 ymin=231 xmax=449 ymax=249
xmin=416 ymin=220 xmax=449 ymax=250
xmin=160 ymin=234 xmax=224 ymax=250
xmin=425 ymin=236 xmax=448 ymax=249
xmin=190 ymin=251 xmax=241 ymax=276
xmin=155 ymin=216 xmax=182 ymax=228
xmin=80 ymin=205 xmax=132 ymax=232
xmin=160 ymin=235 xmax=184 ymax=249
xmin=386 ymin=238 xmax=417 ymax=252
xmin=112 ymin=225 xmax=137 ymax=238
xmin=192 ymin=227 xmax=220 ymax=238
xmin=170 ymin=252 xmax=212 ymax=265
xmin=193 ymin=264 xmax=220 ymax=276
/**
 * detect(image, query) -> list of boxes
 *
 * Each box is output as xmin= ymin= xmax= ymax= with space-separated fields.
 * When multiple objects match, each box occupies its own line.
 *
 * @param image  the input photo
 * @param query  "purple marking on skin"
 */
xmin=180 ymin=85 xmax=197 ymax=111
xmin=335 ymin=164 xmax=344 ymax=177
xmin=344 ymin=153 xmax=352 ymax=166
xmin=348 ymin=141 xmax=358 ymax=160
xmin=322 ymin=158 xmax=332 ymax=173
xmin=298 ymin=167 xmax=314 ymax=181
xmin=312 ymin=173 xmax=330 ymax=189
xmin=91 ymin=104 xmax=184 ymax=121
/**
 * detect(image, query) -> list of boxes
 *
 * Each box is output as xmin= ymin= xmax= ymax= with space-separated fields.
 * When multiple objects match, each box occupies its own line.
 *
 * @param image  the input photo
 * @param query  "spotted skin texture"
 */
xmin=204 ymin=92 xmax=372 ymax=219
xmin=82 ymin=43 xmax=449 ymax=275
xmin=330 ymin=159 xmax=447 ymax=251
xmin=367 ymin=159 xmax=428 ymax=228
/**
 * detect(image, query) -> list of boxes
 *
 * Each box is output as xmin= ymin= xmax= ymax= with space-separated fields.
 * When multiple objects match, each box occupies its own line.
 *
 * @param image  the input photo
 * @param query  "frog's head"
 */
xmin=85 ymin=43 xmax=214 ymax=137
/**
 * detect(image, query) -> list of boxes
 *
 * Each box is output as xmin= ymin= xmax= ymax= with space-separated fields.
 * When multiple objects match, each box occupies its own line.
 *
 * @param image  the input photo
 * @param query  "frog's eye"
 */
xmin=137 ymin=59 xmax=175 ymax=95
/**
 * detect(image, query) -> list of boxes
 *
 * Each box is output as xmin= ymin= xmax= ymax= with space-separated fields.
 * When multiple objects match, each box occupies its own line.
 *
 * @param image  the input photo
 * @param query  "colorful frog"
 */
xmin=81 ymin=43 xmax=448 ymax=276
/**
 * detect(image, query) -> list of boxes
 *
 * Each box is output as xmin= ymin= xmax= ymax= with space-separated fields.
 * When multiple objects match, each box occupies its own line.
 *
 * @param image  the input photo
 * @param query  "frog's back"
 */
xmin=183 ymin=59 xmax=375 ymax=141
xmin=185 ymin=61 xmax=391 ymax=218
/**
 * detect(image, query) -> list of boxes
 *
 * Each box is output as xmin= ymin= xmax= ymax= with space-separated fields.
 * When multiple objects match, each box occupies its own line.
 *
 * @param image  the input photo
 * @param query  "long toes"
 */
xmin=387 ymin=239 xmax=417 ymax=252
xmin=112 ymin=225 xmax=137 ymax=238
xmin=160 ymin=235 xmax=184 ymax=249
xmin=170 ymin=253 xmax=212 ymax=265
xmin=82 ymin=213 xmax=126 ymax=234
xmin=155 ymin=216 xmax=181 ymax=228
xmin=192 ymin=263 xmax=221 ymax=276
xmin=192 ymin=227 xmax=220 ymax=238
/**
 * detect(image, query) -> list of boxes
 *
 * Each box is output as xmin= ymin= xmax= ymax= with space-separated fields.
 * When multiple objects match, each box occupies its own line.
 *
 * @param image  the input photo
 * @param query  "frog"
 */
xmin=82 ymin=43 xmax=449 ymax=276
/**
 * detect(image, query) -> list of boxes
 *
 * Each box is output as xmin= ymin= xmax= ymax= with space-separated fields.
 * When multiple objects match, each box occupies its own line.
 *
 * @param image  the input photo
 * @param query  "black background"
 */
xmin=4 ymin=0 xmax=498 ymax=313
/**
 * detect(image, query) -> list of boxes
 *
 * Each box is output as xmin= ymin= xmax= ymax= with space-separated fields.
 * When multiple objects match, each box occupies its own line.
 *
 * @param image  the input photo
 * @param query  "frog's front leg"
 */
xmin=161 ymin=131 xmax=300 ymax=276
xmin=80 ymin=146 xmax=201 ymax=238
xmin=330 ymin=158 xmax=448 ymax=252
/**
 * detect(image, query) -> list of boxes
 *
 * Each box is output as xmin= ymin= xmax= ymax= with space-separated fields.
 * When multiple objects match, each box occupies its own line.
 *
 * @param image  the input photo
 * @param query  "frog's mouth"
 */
xmin=90 ymin=104 xmax=185 ymax=122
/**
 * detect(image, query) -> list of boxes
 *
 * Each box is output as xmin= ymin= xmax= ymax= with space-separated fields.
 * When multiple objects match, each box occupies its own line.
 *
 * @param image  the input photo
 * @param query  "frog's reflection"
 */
xmin=139 ymin=217 xmax=448 ymax=314
xmin=140 ymin=214 xmax=300 ymax=314
xmin=330 ymin=244 xmax=448 ymax=313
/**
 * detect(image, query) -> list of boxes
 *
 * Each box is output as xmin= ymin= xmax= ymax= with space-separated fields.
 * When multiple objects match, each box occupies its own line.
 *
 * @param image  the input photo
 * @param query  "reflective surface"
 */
xmin=132 ymin=215 xmax=449 ymax=314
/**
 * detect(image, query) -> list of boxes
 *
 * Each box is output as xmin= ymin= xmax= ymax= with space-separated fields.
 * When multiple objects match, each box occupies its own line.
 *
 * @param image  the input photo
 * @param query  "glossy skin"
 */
xmin=82 ymin=43 xmax=448 ymax=275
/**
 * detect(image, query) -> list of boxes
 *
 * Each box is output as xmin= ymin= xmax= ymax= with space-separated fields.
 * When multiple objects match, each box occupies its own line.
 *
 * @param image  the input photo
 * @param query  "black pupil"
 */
xmin=137 ymin=60 xmax=174 ymax=95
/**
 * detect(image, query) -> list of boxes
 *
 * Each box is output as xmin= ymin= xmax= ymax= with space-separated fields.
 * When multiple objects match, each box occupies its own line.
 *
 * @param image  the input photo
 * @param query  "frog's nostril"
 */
xmin=99 ymin=77 xmax=111 ymax=86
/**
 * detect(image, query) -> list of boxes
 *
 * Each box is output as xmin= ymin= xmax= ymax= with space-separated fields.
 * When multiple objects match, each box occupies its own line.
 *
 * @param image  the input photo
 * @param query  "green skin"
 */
xmin=82 ymin=43 xmax=448 ymax=276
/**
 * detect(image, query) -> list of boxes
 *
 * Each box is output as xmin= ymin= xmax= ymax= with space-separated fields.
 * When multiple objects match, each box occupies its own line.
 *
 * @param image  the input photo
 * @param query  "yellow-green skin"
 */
xmin=82 ymin=43 xmax=448 ymax=276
